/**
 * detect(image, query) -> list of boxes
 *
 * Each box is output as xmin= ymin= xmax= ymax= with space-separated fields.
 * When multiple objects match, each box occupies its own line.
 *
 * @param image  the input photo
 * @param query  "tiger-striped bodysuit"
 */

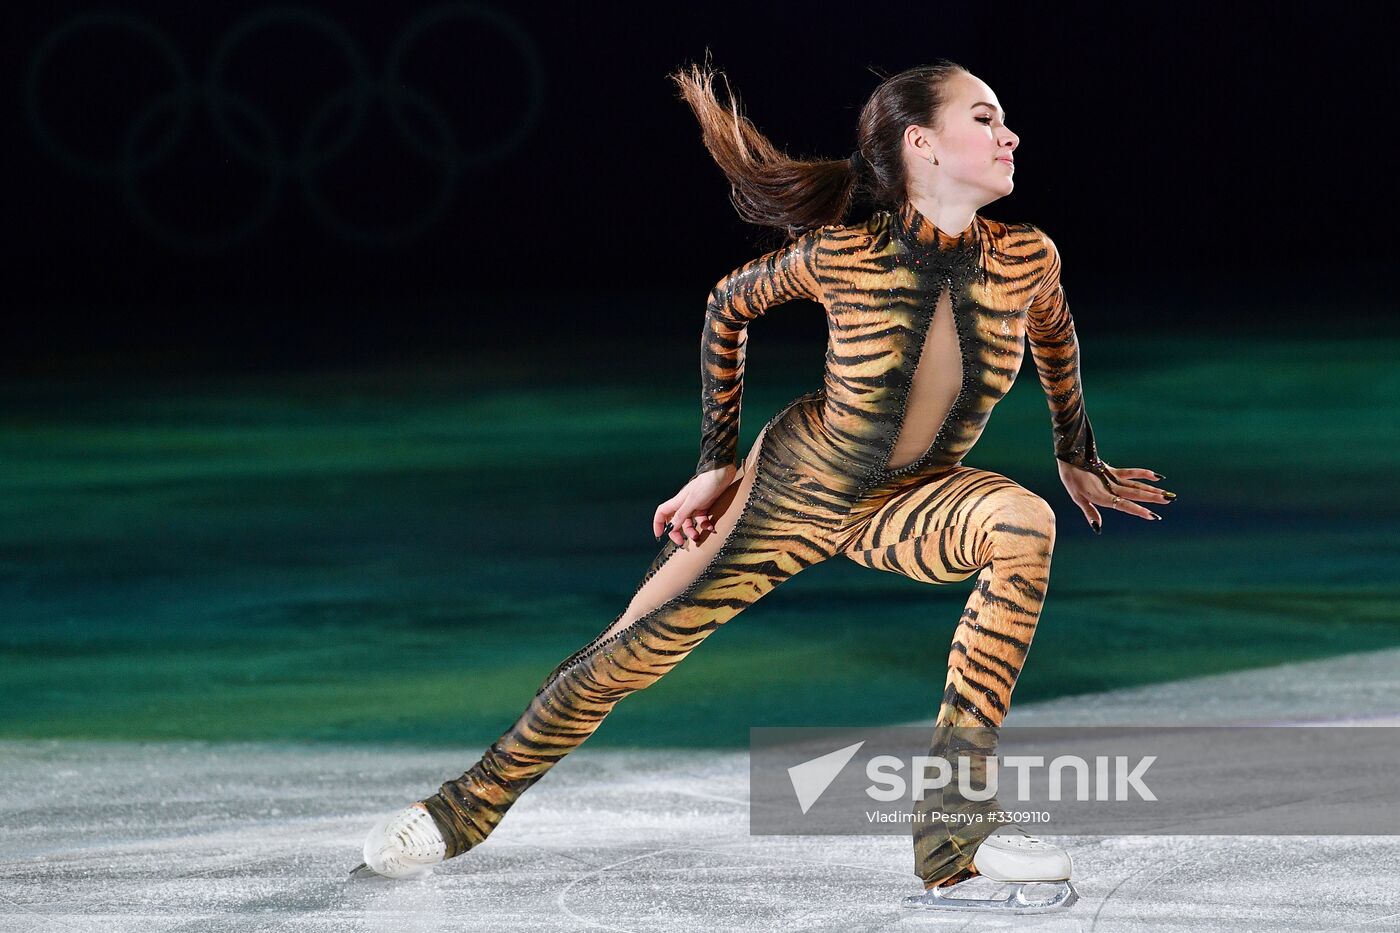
xmin=421 ymin=196 xmax=1109 ymax=889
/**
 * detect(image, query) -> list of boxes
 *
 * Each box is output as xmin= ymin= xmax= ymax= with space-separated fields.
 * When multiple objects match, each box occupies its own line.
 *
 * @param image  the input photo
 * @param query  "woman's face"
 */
xmin=915 ymin=72 xmax=1020 ymax=203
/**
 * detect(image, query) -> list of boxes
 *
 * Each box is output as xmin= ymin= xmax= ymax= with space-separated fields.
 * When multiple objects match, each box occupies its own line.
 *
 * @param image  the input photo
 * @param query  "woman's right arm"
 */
xmin=693 ymin=225 xmax=827 ymax=478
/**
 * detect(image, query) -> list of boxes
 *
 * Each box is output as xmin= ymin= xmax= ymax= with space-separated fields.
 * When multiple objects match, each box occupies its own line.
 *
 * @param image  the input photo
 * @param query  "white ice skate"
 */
xmin=348 ymin=802 xmax=447 ymax=881
xmin=902 ymin=825 xmax=1079 ymax=913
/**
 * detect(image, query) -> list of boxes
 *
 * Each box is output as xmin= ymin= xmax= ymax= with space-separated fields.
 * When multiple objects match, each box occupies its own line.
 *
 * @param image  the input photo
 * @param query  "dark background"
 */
xmin=3 ymin=2 xmax=1398 ymax=752
xmin=4 ymin=1 xmax=1394 ymax=376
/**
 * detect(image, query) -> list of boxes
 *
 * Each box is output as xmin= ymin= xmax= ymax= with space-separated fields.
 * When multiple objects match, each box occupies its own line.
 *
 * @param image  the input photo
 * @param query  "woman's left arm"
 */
xmin=1026 ymin=227 xmax=1175 ymax=533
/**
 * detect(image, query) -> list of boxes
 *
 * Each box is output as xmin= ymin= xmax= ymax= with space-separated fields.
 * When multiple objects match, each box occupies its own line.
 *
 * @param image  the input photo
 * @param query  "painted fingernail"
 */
xmin=1152 ymin=472 xmax=1165 ymax=480
xmin=1090 ymin=520 xmax=1101 ymax=535
xmin=1151 ymin=512 xmax=1162 ymax=520
xmin=1163 ymin=491 xmax=1176 ymax=499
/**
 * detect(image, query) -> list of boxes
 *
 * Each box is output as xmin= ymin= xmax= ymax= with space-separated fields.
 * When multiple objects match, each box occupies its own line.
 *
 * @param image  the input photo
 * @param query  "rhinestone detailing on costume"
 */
xmin=693 ymin=196 xmax=1103 ymax=497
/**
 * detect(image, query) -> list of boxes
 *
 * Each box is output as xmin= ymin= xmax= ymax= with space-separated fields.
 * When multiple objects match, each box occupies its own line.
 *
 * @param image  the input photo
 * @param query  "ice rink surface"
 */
xmin=4 ymin=648 xmax=1400 ymax=932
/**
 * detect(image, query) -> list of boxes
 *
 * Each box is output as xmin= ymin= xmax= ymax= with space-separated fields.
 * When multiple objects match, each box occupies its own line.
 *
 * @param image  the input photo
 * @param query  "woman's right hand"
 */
xmin=653 ymin=464 xmax=737 ymax=548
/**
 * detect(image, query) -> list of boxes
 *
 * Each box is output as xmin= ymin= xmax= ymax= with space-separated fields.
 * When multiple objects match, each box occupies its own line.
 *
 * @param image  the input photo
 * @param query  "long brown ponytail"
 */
xmin=668 ymin=53 xmax=969 ymax=240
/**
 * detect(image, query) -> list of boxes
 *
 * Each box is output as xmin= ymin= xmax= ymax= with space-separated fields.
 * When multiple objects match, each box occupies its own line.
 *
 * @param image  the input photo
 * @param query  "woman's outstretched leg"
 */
xmin=401 ymin=419 xmax=836 ymax=867
xmin=839 ymin=466 xmax=1057 ymax=889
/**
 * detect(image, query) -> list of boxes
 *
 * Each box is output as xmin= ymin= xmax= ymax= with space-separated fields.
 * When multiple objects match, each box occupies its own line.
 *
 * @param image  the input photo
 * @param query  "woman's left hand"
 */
xmin=1057 ymin=459 xmax=1174 ymax=534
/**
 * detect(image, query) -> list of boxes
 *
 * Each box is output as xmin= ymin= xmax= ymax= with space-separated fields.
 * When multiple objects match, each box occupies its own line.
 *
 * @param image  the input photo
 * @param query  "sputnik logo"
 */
xmin=787 ymin=741 xmax=865 ymax=814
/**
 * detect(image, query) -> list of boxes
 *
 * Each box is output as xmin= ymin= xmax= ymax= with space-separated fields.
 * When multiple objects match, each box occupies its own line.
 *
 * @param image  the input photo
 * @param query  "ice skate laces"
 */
xmin=392 ymin=806 xmax=446 ymax=860
xmin=367 ymin=804 xmax=447 ymax=876
xmin=991 ymin=826 xmax=1054 ymax=851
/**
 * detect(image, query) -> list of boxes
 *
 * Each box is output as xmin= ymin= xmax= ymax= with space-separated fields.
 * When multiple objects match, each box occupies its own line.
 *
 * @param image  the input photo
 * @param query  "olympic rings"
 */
xmin=23 ymin=3 xmax=546 ymax=251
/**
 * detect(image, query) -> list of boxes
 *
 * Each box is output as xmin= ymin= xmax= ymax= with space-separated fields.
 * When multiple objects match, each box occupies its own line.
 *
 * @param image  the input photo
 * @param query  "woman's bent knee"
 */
xmin=985 ymin=489 xmax=1056 ymax=556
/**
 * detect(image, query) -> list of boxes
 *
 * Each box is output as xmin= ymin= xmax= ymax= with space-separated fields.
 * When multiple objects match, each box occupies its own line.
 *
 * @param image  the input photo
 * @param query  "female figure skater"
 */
xmin=350 ymin=59 xmax=1172 ymax=914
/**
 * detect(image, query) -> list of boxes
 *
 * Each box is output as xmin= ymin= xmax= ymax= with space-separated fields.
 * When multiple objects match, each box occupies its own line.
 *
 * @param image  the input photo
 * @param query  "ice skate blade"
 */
xmin=348 ymin=861 xmax=389 ymax=881
xmin=348 ymin=860 xmax=440 ymax=882
xmin=903 ymin=879 xmax=1078 ymax=914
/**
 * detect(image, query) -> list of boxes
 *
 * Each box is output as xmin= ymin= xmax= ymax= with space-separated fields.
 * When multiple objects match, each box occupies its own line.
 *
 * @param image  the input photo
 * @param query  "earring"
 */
xmin=926 ymin=155 xmax=939 ymax=165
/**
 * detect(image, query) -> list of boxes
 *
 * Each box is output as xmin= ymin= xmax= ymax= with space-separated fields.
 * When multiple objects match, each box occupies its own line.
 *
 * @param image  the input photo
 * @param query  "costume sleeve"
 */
xmin=694 ymin=226 xmax=826 ymax=477
xmin=1025 ymin=227 xmax=1106 ymax=473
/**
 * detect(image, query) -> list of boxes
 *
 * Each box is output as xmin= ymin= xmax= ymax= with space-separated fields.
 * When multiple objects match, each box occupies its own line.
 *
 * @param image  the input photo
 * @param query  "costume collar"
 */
xmin=894 ymin=198 xmax=981 ymax=252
